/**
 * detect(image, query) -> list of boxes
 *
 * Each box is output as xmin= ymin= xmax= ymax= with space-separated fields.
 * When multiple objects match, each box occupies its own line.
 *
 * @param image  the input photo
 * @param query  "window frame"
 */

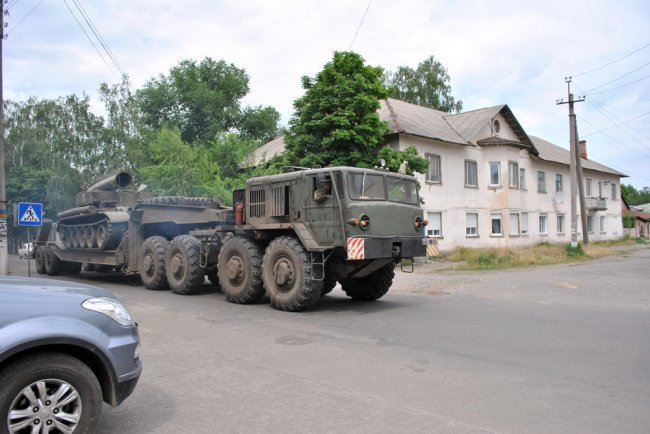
xmin=539 ymin=213 xmax=548 ymax=235
xmin=509 ymin=212 xmax=520 ymax=236
xmin=557 ymin=214 xmax=565 ymax=234
xmin=491 ymin=212 xmax=503 ymax=236
xmin=426 ymin=153 xmax=442 ymax=184
xmin=586 ymin=178 xmax=592 ymax=197
xmin=508 ymin=161 xmax=519 ymax=188
xmin=537 ymin=171 xmax=546 ymax=193
xmin=489 ymin=162 xmax=501 ymax=187
xmin=555 ymin=174 xmax=563 ymax=192
xmin=466 ymin=212 xmax=479 ymax=237
xmin=521 ymin=212 xmax=529 ymax=236
xmin=519 ymin=168 xmax=527 ymax=191
xmin=427 ymin=212 xmax=442 ymax=238
xmin=465 ymin=160 xmax=478 ymax=188
xmin=600 ymin=215 xmax=606 ymax=233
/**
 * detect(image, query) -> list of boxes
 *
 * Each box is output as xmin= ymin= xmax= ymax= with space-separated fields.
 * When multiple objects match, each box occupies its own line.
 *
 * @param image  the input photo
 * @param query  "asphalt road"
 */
xmin=8 ymin=245 xmax=650 ymax=433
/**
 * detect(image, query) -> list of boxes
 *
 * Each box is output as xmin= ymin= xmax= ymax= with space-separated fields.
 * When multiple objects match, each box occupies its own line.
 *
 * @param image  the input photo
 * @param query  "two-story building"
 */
xmin=253 ymin=98 xmax=626 ymax=251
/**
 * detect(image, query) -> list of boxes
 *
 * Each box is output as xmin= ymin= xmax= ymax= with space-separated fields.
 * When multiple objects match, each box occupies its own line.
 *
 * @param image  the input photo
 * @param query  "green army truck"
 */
xmin=39 ymin=166 xmax=428 ymax=311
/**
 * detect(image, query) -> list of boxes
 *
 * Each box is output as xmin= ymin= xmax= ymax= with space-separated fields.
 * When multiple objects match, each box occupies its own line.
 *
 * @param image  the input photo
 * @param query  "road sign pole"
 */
xmin=27 ymin=227 xmax=31 ymax=277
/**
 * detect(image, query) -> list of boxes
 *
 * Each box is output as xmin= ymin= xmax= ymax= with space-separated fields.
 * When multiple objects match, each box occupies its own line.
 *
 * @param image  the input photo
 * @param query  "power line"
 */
xmin=6 ymin=0 xmax=46 ymax=35
xmin=61 ymin=0 xmax=119 ymax=80
xmin=581 ymin=111 xmax=650 ymax=139
xmin=573 ymin=43 xmax=650 ymax=77
xmin=577 ymin=109 xmax=650 ymax=159
xmin=70 ymin=0 xmax=125 ymax=78
xmin=586 ymin=74 xmax=650 ymax=96
xmin=349 ymin=0 xmax=372 ymax=50
xmin=582 ymin=61 xmax=650 ymax=94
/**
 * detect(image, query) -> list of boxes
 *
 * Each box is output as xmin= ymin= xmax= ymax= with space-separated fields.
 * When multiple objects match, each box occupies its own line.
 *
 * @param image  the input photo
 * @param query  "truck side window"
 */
xmin=313 ymin=174 xmax=332 ymax=202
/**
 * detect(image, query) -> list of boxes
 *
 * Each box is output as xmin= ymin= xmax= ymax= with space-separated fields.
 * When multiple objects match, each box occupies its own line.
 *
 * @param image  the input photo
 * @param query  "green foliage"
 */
xmin=565 ymin=243 xmax=585 ymax=258
xmin=284 ymin=51 xmax=389 ymax=168
xmin=621 ymin=183 xmax=650 ymax=206
xmin=376 ymin=146 xmax=429 ymax=176
xmin=622 ymin=213 xmax=635 ymax=229
xmin=136 ymin=57 xmax=279 ymax=144
xmin=383 ymin=55 xmax=463 ymax=113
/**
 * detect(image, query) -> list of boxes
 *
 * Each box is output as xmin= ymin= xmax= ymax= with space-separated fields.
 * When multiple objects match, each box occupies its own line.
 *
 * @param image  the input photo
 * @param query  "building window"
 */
xmin=508 ymin=162 xmax=519 ymax=188
xmin=537 ymin=171 xmax=546 ymax=193
xmin=600 ymin=215 xmax=606 ymax=233
xmin=427 ymin=212 xmax=442 ymax=237
xmin=426 ymin=154 xmax=441 ymax=183
xmin=611 ymin=183 xmax=617 ymax=200
xmin=466 ymin=212 xmax=478 ymax=236
xmin=598 ymin=181 xmax=603 ymax=198
xmin=509 ymin=212 xmax=520 ymax=236
xmin=491 ymin=212 xmax=503 ymax=236
xmin=586 ymin=179 xmax=592 ymax=196
xmin=557 ymin=215 xmax=565 ymax=234
xmin=539 ymin=214 xmax=548 ymax=235
xmin=587 ymin=215 xmax=594 ymax=233
xmin=555 ymin=174 xmax=563 ymax=192
xmin=521 ymin=212 xmax=529 ymax=235
xmin=465 ymin=160 xmax=478 ymax=187
xmin=519 ymin=168 xmax=527 ymax=191
xmin=489 ymin=162 xmax=501 ymax=187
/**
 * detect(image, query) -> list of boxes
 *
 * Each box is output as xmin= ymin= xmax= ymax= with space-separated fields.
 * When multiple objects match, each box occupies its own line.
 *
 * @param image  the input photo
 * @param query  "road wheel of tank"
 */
xmin=217 ymin=236 xmax=265 ymax=304
xmin=339 ymin=262 xmax=395 ymax=301
xmin=44 ymin=251 xmax=62 ymax=276
xmin=35 ymin=246 xmax=47 ymax=274
xmin=321 ymin=273 xmax=337 ymax=296
xmin=140 ymin=236 xmax=169 ymax=290
xmin=166 ymin=235 xmax=205 ymax=295
xmin=262 ymin=236 xmax=322 ymax=311
xmin=96 ymin=224 xmax=109 ymax=249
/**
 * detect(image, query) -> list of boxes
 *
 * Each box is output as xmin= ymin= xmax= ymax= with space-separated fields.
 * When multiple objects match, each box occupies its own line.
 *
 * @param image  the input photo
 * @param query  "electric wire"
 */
xmin=6 ymin=0 xmax=46 ymax=35
xmin=61 ymin=0 xmax=119 ymax=80
xmin=573 ymin=43 xmax=650 ymax=77
xmin=581 ymin=111 xmax=650 ymax=139
xmin=585 ymin=74 xmax=650 ymax=96
xmin=349 ymin=0 xmax=372 ymax=50
xmin=582 ymin=61 xmax=650 ymax=94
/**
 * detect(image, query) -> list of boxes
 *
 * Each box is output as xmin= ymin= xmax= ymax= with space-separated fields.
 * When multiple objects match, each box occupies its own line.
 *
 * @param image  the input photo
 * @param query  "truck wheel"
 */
xmin=44 ymin=251 xmax=62 ymax=276
xmin=140 ymin=236 xmax=169 ymax=290
xmin=339 ymin=262 xmax=395 ymax=301
xmin=35 ymin=247 xmax=47 ymax=274
xmin=0 ymin=352 xmax=102 ymax=434
xmin=262 ymin=236 xmax=322 ymax=311
xmin=166 ymin=235 xmax=205 ymax=295
xmin=217 ymin=237 xmax=265 ymax=304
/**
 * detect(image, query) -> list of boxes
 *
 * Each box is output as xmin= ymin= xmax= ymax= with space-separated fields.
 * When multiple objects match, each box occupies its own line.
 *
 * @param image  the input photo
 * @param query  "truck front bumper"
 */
xmin=346 ymin=236 xmax=426 ymax=260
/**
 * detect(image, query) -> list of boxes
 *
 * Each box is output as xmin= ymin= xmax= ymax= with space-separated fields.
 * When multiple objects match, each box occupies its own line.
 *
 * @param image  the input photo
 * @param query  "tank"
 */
xmin=56 ymin=172 xmax=154 ymax=251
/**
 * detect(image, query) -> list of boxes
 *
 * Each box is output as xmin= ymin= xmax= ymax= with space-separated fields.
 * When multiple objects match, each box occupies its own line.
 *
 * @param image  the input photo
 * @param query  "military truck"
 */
xmin=39 ymin=166 xmax=427 ymax=311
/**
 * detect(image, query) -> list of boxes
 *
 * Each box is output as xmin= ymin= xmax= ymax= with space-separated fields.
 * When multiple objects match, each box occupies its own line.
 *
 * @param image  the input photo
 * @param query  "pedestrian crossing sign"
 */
xmin=17 ymin=202 xmax=43 ymax=227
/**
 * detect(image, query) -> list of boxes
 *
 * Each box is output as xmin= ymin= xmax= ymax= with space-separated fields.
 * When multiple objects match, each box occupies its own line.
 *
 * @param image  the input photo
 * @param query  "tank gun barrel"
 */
xmin=86 ymin=172 xmax=132 ymax=192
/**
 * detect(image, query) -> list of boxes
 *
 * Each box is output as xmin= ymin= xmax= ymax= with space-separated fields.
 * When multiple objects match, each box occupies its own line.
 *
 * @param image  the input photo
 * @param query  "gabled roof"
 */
xmin=379 ymin=98 xmax=470 ymax=146
xmin=530 ymin=136 xmax=626 ymax=177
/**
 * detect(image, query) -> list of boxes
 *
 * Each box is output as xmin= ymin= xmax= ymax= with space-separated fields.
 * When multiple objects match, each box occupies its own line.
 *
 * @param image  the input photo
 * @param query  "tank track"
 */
xmin=58 ymin=219 xmax=127 ymax=251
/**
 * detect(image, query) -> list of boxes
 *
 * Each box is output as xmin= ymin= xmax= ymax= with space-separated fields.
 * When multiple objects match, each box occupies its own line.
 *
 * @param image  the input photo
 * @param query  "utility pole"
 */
xmin=557 ymin=77 xmax=585 ymax=249
xmin=0 ymin=0 xmax=8 ymax=275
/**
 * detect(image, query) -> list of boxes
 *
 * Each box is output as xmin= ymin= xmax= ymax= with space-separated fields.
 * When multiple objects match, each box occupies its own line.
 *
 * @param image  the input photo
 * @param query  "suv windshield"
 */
xmin=347 ymin=173 xmax=419 ymax=204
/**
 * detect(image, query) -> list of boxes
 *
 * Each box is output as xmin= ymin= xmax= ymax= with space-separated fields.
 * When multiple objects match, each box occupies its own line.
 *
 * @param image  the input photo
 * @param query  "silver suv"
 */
xmin=0 ymin=276 xmax=142 ymax=433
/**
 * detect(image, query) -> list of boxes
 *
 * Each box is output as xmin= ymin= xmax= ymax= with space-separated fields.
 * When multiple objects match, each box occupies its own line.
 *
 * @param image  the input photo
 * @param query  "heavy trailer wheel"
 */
xmin=262 ymin=236 xmax=322 ymax=312
xmin=44 ymin=251 xmax=62 ymax=276
xmin=140 ymin=236 xmax=169 ymax=290
xmin=217 ymin=236 xmax=265 ymax=304
xmin=35 ymin=247 xmax=47 ymax=274
xmin=64 ymin=261 xmax=83 ymax=274
xmin=339 ymin=262 xmax=395 ymax=301
xmin=166 ymin=235 xmax=205 ymax=295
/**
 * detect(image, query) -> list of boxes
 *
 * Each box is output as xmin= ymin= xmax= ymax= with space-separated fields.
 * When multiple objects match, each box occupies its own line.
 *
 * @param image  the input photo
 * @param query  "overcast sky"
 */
xmin=4 ymin=0 xmax=650 ymax=189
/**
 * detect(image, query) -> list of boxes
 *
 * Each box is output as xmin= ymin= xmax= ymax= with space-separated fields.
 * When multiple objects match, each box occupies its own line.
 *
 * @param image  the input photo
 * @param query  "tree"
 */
xmin=376 ymin=146 xmax=429 ymax=176
xmin=283 ymin=51 xmax=389 ymax=169
xmin=621 ymin=184 xmax=650 ymax=206
xmin=136 ymin=57 xmax=279 ymax=144
xmin=383 ymin=55 xmax=463 ymax=113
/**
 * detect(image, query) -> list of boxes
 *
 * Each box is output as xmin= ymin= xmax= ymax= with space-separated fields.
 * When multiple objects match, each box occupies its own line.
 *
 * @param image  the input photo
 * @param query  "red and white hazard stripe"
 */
xmin=347 ymin=238 xmax=365 ymax=260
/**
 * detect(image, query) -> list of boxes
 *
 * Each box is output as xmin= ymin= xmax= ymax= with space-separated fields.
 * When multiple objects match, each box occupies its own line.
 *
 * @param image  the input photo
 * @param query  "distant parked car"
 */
xmin=17 ymin=243 xmax=33 ymax=259
xmin=0 ymin=276 xmax=142 ymax=433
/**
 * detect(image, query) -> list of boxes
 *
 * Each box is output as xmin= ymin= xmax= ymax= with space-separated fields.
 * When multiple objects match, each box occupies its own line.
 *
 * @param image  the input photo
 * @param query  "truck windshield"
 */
xmin=347 ymin=173 xmax=419 ymax=204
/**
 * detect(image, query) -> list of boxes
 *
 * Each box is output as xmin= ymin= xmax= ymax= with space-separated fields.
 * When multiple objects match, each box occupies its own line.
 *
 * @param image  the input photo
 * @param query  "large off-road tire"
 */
xmin=140 ymin=236 xmax=169 ymax=290
xmin=0 ymin=352 xmax=102 ymax=434
xmin=166 ymin=235 xmax=205 ymax=295
xmin=35 ymin=246 xmax=47 ymax=274
xmin=262 ymin=236 xmax=323 ymax=312
xmin=44 ymin=251 xmax=62 ymax=276
xmin=217 ymin=236 xmax=265 ymax=304
xmin=339 ymin=262 xmax=395 ymax=301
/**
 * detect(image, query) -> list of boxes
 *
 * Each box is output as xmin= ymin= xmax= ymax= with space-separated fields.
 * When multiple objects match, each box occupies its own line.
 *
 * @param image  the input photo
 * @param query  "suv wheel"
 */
xmin=0 ymin=353 xmax=102 ymax=434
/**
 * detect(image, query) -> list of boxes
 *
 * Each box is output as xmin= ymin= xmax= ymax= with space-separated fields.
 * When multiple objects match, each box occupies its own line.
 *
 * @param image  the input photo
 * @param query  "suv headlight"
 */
xmin=83 ymin=297 xmax=135 ymax=326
